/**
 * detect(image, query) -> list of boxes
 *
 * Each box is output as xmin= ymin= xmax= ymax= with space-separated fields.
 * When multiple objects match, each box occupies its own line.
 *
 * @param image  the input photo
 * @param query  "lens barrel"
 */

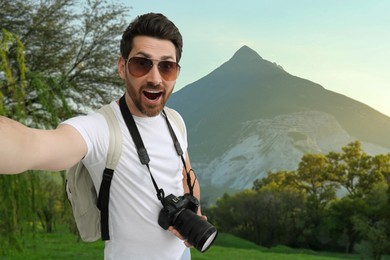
xmin=173 ymin=209 xmax=218 ymax=253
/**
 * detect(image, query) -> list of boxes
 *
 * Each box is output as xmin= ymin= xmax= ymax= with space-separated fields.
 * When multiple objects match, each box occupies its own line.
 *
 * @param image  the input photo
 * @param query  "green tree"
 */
xmin=0 ymin=0 xmax=130 ymax=114
xmin=213 ymin=190 xmax=271 ymax=246
xmin=333 ymin=141 xmax=376 ymax=197
xmin=0 ymin=1 xmax=129 ymax=253
xmin=352 ymin=183 xmax=390 ymax=259
xmin=296 ymin=154 xmax=338 ymax=210
xmin=0 ymin=29 xmax=63 ymax=254
xmin=326 ymin=197 xmax=366 ymax=253
xmin=35 ymin=173 xmax=64 ymax=233
xmin=253 ymin=170 xmax=300 ymax=193
xmin=324 ymin=142 xmax=390 ymax=254
xmin=253 ymin=171 xmax=309 ymax=247
xmin=0 ymin=29 xmax=35 ymax=254
xmin=213 ymin=185 xmax=306 ymax=248
xmin=212 ymin=141 xmax=390 ymax=254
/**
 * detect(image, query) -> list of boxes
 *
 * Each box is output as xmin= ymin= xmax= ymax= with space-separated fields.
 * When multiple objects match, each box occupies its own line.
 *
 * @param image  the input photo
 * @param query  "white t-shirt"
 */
xmin=63 ymin=101 xmax=189 ymax=260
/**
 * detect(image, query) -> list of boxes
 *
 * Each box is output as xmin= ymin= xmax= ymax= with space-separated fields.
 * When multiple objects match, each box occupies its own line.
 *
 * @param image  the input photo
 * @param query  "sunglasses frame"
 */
xmin=125 ymin=56 xmax=181 ymax=81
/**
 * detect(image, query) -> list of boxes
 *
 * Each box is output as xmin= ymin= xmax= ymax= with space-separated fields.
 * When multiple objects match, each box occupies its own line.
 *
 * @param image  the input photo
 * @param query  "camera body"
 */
xmin=158 ymin=193 xmax=218 ymax=253
xmin=158 ymin=193 xmax=199 ymax=230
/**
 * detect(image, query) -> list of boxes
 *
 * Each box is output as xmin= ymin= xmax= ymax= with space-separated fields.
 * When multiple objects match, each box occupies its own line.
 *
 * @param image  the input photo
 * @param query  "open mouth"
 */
xmin=143 ymin=90 xmax=162 ymax=100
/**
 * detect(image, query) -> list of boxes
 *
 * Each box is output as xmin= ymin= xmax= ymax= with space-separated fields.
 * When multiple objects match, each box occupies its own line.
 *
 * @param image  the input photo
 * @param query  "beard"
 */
xmin=125 ymin=79 xmax=174 ymax=117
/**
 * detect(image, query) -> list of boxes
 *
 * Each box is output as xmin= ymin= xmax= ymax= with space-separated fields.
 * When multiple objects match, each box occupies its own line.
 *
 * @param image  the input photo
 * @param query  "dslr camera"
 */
xmin=158 ymin=193 xmax=218 ymax=253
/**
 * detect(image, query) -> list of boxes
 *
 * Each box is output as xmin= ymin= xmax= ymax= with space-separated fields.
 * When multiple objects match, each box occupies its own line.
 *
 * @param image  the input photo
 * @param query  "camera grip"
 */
xmin=158 ymin=209 xmax=171 ymax=230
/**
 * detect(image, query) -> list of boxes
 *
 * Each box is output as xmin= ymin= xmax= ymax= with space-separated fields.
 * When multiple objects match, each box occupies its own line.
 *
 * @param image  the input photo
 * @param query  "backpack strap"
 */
xmin=97 ymin=104 xmax=122 ymax=241
xmin=99 ymin=104 xmax=123 ymax=168
xmin=164 ymin=107 xmax=185 ymax=138
xmin=162 ymin=107 xmax=198 ymax=195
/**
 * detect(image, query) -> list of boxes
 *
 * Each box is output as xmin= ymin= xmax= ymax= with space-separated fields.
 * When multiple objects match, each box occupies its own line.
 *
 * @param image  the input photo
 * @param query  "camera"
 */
xmin=158 ymin=193 xmax=218 ymax=253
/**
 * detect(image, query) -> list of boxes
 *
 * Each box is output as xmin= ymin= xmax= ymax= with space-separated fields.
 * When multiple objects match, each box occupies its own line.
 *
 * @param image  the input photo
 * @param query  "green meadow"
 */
xmin=2 ymin=227 xmax=379 ymax=260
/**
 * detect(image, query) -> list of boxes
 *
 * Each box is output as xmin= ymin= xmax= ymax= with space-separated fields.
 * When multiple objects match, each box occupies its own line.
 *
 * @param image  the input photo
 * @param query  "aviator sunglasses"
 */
xmin=126 ymin=57 xmax=180 ymax=81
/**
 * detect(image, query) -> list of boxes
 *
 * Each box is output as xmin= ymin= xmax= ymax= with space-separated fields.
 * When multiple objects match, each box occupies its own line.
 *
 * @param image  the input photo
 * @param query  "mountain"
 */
xmin=167 ymin=46 xmax=390 ymax=203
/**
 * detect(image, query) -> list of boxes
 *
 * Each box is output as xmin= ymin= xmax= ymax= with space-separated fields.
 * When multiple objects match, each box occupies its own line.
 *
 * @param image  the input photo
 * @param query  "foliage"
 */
xmin=211 ymin=141 xmax=390 ymax=259
xmin=0 ymin=0 xmax=131 ymax=255
xmin=351 ymin=183 xmax=390 ymax=259
xmin=0 ymin=0 xmax=130 ymax=114
xmin=214 ymin=188 xmax=306 ymax=248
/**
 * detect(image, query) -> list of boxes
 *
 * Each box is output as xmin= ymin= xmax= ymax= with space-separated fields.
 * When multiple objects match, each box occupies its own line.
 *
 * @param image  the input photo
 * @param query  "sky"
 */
xmin=122 ymin=0 xmax=390 ymax=117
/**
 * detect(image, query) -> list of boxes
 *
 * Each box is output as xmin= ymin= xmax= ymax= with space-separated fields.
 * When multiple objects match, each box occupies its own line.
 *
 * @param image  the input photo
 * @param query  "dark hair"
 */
xmin=120 ymin=13 xmax=183 ymax=62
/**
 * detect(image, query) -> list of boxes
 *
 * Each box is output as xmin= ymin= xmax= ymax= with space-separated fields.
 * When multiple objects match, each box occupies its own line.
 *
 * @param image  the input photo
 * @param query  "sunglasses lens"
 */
xmin=128 ymin=57 xmax=152 ymax=77
xmin=158 ymin=61 xmax=179 ymax=81
xmin=127 ymin=57 xmax=180 ymax=81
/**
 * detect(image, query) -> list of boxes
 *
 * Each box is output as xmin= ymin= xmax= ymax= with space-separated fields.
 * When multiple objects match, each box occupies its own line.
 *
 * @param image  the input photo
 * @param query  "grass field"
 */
xmin=192 ymin=234 xmax=360 ymax=260
xmin=1 ymin=227 xmax=387 ymax=260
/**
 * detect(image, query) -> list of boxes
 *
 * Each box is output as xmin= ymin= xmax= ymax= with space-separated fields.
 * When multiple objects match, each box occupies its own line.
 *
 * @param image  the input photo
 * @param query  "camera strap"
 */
xmin=161 ymin=110 xmax=195 ymax=197
xmin=119 ymin=95 xmax=195 ymax=203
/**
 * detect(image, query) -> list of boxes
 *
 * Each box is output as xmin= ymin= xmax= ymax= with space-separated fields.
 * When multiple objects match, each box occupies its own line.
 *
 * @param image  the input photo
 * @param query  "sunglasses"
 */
xmin=126 ymin=57 xmax=180 ymax=81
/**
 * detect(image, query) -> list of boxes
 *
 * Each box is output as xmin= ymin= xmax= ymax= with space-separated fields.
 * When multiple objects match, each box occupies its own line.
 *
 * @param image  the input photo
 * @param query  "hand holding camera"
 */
xmin=158 ymin=193 xmax=218 ymax=253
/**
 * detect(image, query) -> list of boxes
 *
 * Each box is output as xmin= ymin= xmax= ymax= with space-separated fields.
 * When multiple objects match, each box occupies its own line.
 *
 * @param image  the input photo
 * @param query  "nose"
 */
xmin=146 ymin=63 xmax=162 ymax=86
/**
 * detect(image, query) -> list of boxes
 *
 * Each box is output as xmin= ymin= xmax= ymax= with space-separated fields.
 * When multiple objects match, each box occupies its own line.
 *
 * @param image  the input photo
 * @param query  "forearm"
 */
xmin=1 ymin=117 xmax=87 ymax=174
xmin=0 ymin=116 xmax=36 ymax=174
xmin=182 ymin=152 xmax=202 ymax=214
xmin=192 ymin=175 xmax=202 ymax=215
xmin=188 ymin=170 xmax=200 ymax=202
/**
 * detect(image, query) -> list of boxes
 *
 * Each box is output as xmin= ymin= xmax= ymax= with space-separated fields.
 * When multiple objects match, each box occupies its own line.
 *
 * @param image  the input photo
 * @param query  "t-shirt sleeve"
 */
xmin=61 ymin=112 xmax=109 ymax=166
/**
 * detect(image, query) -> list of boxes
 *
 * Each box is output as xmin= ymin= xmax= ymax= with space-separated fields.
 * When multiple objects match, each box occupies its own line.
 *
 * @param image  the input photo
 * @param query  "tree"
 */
xmin=352 ymin=183 xmax=390 ymax=259
xmin=212 ymin=141 xmax=390 ymax=253
xmin=213 ymin=185 xmax=306 ymax=248
xmin=0 ymin=29 xmax=35 ymax=254
xmin=252 ymin=170 xmax=300 ymax=193
xmin=1 ymin=0 xmax=130 ymax=115
xmin=324 ymin=142 xmax=390 ymax=254
xmin=35 ymin=173 xmax=64 ymax=233
xmin=296 ymin=154 xmax=338 ymax=210
xmin=326 ymin=197 xmax=366 ymax=253
xmin=334 ymin=141 xmax=376 ymax=197
xmin=0 ymin=0 xmax=131 ymax=254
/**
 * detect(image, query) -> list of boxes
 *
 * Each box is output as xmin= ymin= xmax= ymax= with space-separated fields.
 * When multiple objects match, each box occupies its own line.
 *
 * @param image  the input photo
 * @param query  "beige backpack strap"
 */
xmin=164 ymin=107 xmax=185 ymax=138
xmin=96 ymin=104 xmax=123 ymax=240
xmin=98 ymin=104 xmax=123 ymax=169
xmin=65 ymin=104 xmax=123 ymax=242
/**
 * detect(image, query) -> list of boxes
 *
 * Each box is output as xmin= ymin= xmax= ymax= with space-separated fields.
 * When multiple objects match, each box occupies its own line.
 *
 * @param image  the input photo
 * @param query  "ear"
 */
xmin=118 ymin=56 xmax=126 ymax=79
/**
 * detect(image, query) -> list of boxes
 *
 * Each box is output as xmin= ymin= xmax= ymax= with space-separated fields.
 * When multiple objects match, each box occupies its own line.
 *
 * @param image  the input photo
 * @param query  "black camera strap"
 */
xmin=119 ymin=95 xmax=195 ymax=202
xmin=160 ymin=109 xmax=195 ymax=196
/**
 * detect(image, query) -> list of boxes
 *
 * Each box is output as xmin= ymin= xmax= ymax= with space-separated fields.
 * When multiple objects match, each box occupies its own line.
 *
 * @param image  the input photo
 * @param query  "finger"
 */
xmin=168 ymin=226 xmax=185 ymax=240
xmin=184 ymin=241 xmax=193 ymax=248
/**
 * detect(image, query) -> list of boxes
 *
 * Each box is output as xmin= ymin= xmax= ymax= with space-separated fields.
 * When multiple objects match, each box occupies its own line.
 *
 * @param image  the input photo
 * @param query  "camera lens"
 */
xmin=173 ymin=209 xmax=218 ymax=253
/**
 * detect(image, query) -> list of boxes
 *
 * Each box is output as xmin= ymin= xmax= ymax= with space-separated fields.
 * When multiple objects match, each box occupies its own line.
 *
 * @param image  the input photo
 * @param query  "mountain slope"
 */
xmin=168 ymin=46 xmax=390 ymax=199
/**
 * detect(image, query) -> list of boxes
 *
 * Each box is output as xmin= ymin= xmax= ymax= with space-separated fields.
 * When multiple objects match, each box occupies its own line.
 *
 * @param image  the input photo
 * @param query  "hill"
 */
xmin=168 ymin=46 xmax=390 ymax=202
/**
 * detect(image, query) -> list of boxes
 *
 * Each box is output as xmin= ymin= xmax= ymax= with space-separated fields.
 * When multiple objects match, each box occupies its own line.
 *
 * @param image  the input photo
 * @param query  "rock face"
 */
xmin=167 ymin=46 xmax=390 ymax=201
xmin=195 ymin=110 xmax=388 ymax=190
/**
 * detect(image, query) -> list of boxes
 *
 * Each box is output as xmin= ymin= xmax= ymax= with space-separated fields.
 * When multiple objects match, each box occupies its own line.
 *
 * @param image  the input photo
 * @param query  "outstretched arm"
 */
xmin=0 ymin=116 xmax=87 ymax=174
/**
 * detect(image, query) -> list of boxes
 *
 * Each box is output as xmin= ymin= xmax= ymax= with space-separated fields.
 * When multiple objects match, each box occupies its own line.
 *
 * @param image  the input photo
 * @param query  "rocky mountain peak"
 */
xmin=230 ymin=45 xmax=263 ymax=62
xmin=168 ymin=46 xmax=390 ymax=202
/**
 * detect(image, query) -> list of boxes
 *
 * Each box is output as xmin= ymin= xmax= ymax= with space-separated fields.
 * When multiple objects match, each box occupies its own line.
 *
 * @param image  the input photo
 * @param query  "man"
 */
xmin=0 ymin=13 xmax=201 ymax=259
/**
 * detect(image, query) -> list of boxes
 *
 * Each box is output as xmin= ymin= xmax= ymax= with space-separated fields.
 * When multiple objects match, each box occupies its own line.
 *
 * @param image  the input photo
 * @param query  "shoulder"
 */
xmin=61 ymin=106 xmax=111 ymax=158
xmin=164 ymin=107 xmax=187 ymax=142
xmin=164 ymin=107 xmax=181 ymax=118
xmin=164 ymin=107 xmax=185 ymax=127
xmin=62 ymin=111 xmax=108 ymax=136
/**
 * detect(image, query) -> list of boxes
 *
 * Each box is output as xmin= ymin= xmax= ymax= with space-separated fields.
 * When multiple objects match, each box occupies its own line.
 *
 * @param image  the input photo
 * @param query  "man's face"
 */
xmin=118 ymin=36 xmax=179 ymax=117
